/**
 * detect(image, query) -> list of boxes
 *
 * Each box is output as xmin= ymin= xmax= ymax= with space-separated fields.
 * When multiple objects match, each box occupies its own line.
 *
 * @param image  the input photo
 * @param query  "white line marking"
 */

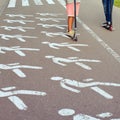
xmin=1 ymin=86 xmax=16 ymax=91
xmin=46 ymin=0 xmax=55 ymax=4
xmin=58 ymin=0 xmax=120 ymax=63
xmin=91 ymin=87 xmax=113 ymax=99
xmin=77 ymin=19 xmax=120 ymax=63
xmin=57 ymin=0 xmax=65 ymax=6
xmin=8 ymin=0 xmax=16 ymax=8
xmin=33 ymin=0 xmax=43 ymax=5
xmin=8 ymin=96 xmax=28 ymax=110
xmin=22 ymin=0 xmax=29 ymax=6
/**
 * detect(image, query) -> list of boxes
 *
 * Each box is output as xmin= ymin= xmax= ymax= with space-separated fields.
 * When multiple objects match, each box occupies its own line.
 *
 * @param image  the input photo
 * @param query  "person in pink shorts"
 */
xmin=66 ymin=0 xmax=80 ymax=38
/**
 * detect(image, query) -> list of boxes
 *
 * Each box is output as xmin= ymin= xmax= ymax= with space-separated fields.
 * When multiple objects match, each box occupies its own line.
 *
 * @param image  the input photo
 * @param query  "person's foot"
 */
xmin=66 ymin=30 xmax=75 ymax=39
xmin=102 ymin=22 xmax=113 ymax=31
xmin=101 ymin=22 xmax=108 ymax=27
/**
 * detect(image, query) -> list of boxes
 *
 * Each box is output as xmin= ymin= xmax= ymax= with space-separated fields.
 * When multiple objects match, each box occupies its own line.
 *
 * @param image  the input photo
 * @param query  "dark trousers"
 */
xmin=102 ymin=0 xmax=114 ymax=24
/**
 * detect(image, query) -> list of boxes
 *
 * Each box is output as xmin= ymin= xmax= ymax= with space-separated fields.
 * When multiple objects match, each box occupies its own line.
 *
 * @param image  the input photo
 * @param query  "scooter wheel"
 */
xmin=73 ymin=36 xmax=78 ymax=41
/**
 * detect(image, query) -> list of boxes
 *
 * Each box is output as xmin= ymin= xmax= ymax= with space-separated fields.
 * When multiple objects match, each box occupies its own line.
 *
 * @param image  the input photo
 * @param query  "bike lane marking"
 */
xmin=0 ymin=86 xmax=47 ymax=110
xmin=58 ymin=108 xmax=120 ymax=120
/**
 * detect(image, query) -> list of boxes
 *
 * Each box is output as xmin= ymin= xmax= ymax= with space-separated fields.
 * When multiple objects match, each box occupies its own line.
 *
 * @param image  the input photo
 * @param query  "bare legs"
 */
xmin=68 ymin=16 xmax=74 ymax=32
xmin=66 ymin=2 xmax=80 ymax=39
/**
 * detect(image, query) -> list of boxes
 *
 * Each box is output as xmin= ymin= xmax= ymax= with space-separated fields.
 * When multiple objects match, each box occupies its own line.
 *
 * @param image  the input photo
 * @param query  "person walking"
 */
xmin=102 ymin=0 xmax=114 ymax=31
xmin=65 ymin=0 xmax=80 ymax=39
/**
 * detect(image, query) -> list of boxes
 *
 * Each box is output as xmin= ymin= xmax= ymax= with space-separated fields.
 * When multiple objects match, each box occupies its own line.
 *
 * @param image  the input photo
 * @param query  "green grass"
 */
xmin=114 ymin=0 xmax=120 ymax=8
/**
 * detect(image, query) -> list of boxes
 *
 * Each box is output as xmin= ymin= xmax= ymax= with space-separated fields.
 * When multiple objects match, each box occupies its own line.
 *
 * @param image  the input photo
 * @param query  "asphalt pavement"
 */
xmin=0 ymin=0 xmax=120 ymax=120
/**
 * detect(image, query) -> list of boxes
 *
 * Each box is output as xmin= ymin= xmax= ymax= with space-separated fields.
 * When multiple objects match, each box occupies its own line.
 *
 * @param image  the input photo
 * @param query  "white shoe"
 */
xmin=66 ymin=30 xmax=75 ymax=39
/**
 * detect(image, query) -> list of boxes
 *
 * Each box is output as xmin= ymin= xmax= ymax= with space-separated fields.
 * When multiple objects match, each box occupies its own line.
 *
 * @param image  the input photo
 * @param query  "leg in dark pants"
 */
xmin=102 ymin=0 xmax=114 ymax=31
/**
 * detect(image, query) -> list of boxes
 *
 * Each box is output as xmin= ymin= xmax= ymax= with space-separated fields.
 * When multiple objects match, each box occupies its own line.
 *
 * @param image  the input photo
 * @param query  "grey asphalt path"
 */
xmin=0 ymin=0 xmax=120 ymax=120
xmin=0 ymin=0 xmax=9 ymax=16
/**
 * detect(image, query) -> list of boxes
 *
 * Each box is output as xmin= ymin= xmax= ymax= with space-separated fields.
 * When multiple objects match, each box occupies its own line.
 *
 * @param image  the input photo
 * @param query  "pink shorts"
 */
xmin=66 ymin=3 xmax=80 ymax=17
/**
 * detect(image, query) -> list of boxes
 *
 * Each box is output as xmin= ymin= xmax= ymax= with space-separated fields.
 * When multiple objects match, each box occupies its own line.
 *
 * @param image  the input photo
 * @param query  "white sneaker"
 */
xmin=66 ymin=30 xmax=75 ymax=39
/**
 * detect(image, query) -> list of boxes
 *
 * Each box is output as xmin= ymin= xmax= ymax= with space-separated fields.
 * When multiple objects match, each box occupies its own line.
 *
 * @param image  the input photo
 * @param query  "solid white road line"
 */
xmin=58 ymin=0 xmax=120 ymax=63
xmin=77 ymin=18 xmax=120 ymax=63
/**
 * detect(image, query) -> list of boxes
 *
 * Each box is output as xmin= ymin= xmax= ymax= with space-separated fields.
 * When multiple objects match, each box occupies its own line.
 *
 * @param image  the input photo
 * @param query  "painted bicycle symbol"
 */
xmin=58 ymin=108 xmax=120 ymax=120
xmin=51 ymin=76 xmax=120 ymax=99
xmin=0 ymin=86 xmax=46 ymax=110
xmin=0 ymin=63 xmax=42 ymax=78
